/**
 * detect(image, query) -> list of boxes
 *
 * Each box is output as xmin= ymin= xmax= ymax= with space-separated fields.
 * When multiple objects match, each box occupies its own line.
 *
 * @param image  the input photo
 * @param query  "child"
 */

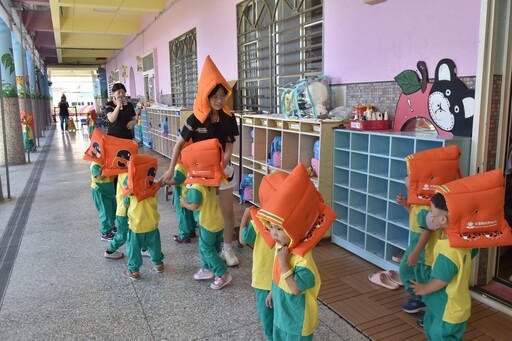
xmin=87 ymin=110 xmax=97 ymax=136
xmin=179 ymin=138 xmax=231 ymax=289
xmin=397 ymin=146 xmax=461 ymax=315
xmin=20 ymin=112 xmax=36 ymax=152
xmin=239 ymin=171 xmax=288 ymax=340
xmin=104 ymin=171 xmax=128 ymax=259
xmin=255 ymin=163 xmax=336 ymax=340
xmin=121 ymin=154 xmax=164 ymax=280
xmin=89 ymin=159 xmax=116 ymax=241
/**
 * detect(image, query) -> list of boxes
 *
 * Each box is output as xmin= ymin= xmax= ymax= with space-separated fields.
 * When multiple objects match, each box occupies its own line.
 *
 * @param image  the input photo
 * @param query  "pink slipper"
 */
xmin=385 ymin=270 xmax=403 ymax=286
xmin=368 ymin=271 xmax=399 ymax=290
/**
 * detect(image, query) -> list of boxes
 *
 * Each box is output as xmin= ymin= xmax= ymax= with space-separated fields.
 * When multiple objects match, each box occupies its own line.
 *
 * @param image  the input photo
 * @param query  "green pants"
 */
xmin=108 ymin=215 xmax=128 ymax=252
xmin=177 ymin=205 xmax=196 ymax=239
xmin=399 ymin=245 xmax=431 ymax=295
xmin=424 ymin=309 xmax=467 ymax=341
xmin=255 ymin=288 xmax=273 ymax=340
xmin=273 ymin=325 xmax=312 ymax=341
xmin=198 ymin=226 xmax=226 ymax=277
xmin=126 ymin=228 xmax=164 ymax=273
xmin=91 ymin=185 xmax=116 ymax=234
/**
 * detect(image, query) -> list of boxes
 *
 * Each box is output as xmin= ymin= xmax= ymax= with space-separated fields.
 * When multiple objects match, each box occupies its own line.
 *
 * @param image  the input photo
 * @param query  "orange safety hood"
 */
xmin=100 ymin=135 xmax=139 ymax=176
xmin=20 ymin=111 xmax=34 ymax=127
xmin=436 ymin=169 xmax=512 ymax=248
xmin=251 ymin=171 xmax=289 ymax=249
xmin=122 ymin=154 xmax=160 ymax=201
xmin=83 ymin=128 xmax=106 ymax=163
xmin=180 ymin=138 xmax=227 ymax=187
xmin=89 ymin=109 xmax=98 ymax=121
xmin=256 ymin=163 xmax=337 ymax=257
xmin=406 ymin=145 xmax=462 ymax=205
xmin=193 ymin=55 xmax=233 ymax=123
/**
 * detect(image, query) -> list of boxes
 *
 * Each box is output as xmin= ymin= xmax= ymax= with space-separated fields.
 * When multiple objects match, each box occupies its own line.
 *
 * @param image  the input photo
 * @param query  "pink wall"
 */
xmin=324 ymin=0 xmax=481 ymax=84
xmin=107 ymin=0 xmax=481 ymax=97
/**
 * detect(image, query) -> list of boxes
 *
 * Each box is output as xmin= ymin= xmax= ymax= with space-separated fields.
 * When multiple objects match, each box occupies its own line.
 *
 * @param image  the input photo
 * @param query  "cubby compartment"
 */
xmin=350 ymin=152 xmax=368 ymax=173
xmin=252 ymin=172 xmax=264 ymax=205
xmin=367 ymin=215 xmax=386 ymax=240
xmin=387 ymin=202 xmax=409 ymax=228
xmin=369 ymin=155 xmax=389 ymax=177
xmin=281 ymin=132 xmax=299 ymax=172
xmin=241 ymin=125 xmax=254 ymax=159
xmin=253 ymin=128 xmax=267 ymax=163
xmin=333 ymin=202 xmax=348 ymax=223
xmin=333 ymin=185 xmax=349 ymax=205
xmin=415 ymin=139 xmax=443 ymax=152
xmin=386 ymin=243 xmax=405 ymax=264
xmin=332 ymin=219 xmax=348 ymax=240
xmin=365 ymin=235 xmax=385 ymax=258
xmin=333 ymin=167 xmax=349 ymax=187
xmin=348 ymin=227 xmax=365 ymax=249
xmin=334 ymin=131 xmax=350 ymax=149
xmin=348 ymin=209 xmax=366 ymax=231
xmin=351 ymin=133 xmax=369 ymax=152
xmin=388 ymin=179 xmax=406 ymax=201
xmin=390 ymin=136 xmax=414 ymax=158
xmin=386 ymin=223 xmax=409 ymax=249
xmin=299 ymin=134 xmax=317 ymax=169
xmin=349 ymin=171 xmax=367 ymax=192
xmin=389 ymin=159 xmax=407 ymax=181
xmin=334 ymin=149 xmax=350 ymax=168
xmin=368 ymin=176 xmax=387 ymax=199
xmin=369 ymin=135 xmax=390 ymax=156
xmin=367 ymin=196 xmax=387 ymax=219
xmin=349 ymin=190 xmax=366 ymax=211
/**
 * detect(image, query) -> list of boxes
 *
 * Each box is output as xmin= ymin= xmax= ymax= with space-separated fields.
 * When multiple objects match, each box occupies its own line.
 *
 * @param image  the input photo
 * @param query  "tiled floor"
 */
xmin=0 ymin=127 xmax=368 ymax=340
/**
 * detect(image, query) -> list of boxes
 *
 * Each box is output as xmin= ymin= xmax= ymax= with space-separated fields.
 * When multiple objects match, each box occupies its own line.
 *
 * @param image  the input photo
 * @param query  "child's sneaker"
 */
xmin=101 ymin=231 xmax=115 ymax=241
xmin=210 ymin=272 xmax=232 ymax=290
xmin=141 ymin=250 xmax=150 ymax=257
xmin=401 ymin=295 xmax=426 ymax=313
xmin=104 ymin=250 xmax=124 ymax=259
xmin=193 ymin=268 xmax=214 ymax=280
xmin=173 ymin=235 xmax=191 ymax=244
xmin=122 ymin=269 xmax=140 ymax=280
xmin=154 ymin=263 xmax=164 ymax=273
xmin=220 ymin=248 xmax=239 ymax=267
xmin=416 ymin=316 xmax=424 ymax=328
xmin=189 ymin=231 xmax=197 ymax=238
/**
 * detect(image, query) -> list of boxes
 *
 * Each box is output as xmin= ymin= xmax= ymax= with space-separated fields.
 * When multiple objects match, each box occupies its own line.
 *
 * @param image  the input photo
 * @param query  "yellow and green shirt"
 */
xmin=173 ymin=164 xmax=188 ymax=207
xmin=115 ymin=173 xmax=129 ymax=217
xmin=123 ymin=194 xmax=160 ymax=233
xmin=241 ymin=220 xmax=275 ymax=291
xmin=186 ymin=184 xmax=224 ymax=232
xmin=90 ymin=162 xmax=114 ymax=195
xmin=408 ymin=204 xmax=430 ymax=264
xmin=272 ymin=250 xmax=320 ymax=337
xmin=423 ymin=237 xmax=477 ymax=324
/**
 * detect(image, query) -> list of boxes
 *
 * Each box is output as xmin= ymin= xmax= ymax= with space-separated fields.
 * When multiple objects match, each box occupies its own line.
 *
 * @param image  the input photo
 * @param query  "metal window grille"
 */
xmin=237 ymin=0 xmax=323 ymax=113
xmin=143 ymin=53 xmax=154 ymax=72
xmin=169 ymin=28 xmax=198 ymax=108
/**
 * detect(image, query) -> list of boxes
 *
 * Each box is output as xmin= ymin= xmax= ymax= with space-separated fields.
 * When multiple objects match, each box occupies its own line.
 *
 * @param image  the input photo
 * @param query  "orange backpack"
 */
xmin=256 ymin=163 xmax=337 ymax=257
xmin=122 ymin=154 xmax=160 ymax=201
xmin=180 ymin=138 xmax=227 ymax=187
xmin=83 ymin=128 xmax=106 ymax=163
xmin=100 ymin=135 xmax=139 ymax=176
xmin=406 ymin=145 xmax=462 ymax=205
xmin=437 ymin=169 xmax=512 ymax=248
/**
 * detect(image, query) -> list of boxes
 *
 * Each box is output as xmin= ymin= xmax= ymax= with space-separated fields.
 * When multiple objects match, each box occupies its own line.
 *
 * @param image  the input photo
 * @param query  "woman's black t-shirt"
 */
xmin=59 ymin=101 xmax=69 ymax=116
xmin=105 ymin=101 xmax=136 ymax=139
xmin=180 ymin=111 xmax=239 ymax=151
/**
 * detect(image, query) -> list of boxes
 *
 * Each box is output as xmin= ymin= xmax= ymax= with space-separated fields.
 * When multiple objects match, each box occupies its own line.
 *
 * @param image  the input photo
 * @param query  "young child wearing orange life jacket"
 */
xmin=255 ymin=163 xmax=337 ymax=340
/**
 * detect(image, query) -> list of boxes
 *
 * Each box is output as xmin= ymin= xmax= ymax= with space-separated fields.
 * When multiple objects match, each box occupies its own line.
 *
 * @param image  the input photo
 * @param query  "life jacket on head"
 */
xmin=437 ymin=169 xmax=512 ymax=248
xmin=20 ymin=111 xmax=34 ymax=127
xmin=251 ymin=171 xmax=289 ymax=249
xmin=122 ymin=154 xmax=160 ymax=202
xmin=256 ymin=163 xmax=337 ymax=257
xmin=180 ymin=138 xmax=227 ymax=187
xmin=89 ymin=109 xmax=98 ymax=121
xmin=406 ymin=145 xmax=462 ymax=205
xmin=193 ymin=55 xmax=233 ymax=123
xmin=83 ymin=128 xmax=106 ymax=163
xmin=100 ymin=135 xmax=139 ymax=176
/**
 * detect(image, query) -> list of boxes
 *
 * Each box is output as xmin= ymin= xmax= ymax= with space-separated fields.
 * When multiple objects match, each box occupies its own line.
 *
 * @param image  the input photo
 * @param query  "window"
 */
xmin=169 ymin=29 xmax=198 ymax=108
xmin=237 ymin=0 xmax=323 ymax=113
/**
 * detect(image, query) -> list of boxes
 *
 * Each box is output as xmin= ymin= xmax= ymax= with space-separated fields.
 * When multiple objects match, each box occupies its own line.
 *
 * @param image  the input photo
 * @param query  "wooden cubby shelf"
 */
xmin=331 ymin=129 xmax=471 ymax=270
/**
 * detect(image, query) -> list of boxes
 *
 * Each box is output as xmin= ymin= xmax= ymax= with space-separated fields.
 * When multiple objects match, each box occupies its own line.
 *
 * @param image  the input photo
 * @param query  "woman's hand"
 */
xmin=126 ymin=120 xmax=136 ymax=129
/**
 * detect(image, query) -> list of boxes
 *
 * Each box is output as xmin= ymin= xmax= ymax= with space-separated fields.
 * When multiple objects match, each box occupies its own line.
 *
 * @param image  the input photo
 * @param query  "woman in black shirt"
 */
xmin=58 ymin=94 xmax=69 ymax=132
xmin=105 ymin=83 xmax=136 ymax=139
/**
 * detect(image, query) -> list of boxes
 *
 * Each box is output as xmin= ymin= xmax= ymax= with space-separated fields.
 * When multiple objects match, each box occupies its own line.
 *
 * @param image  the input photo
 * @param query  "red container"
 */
xmin=348 ymin=119 xmax=392 ymax=131
xmin=353 ymin=105 xmax=373 ymax=115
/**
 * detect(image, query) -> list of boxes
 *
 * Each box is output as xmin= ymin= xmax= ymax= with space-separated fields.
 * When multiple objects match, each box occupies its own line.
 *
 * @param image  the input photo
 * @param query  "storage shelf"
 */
xmin=331 ymin=129 xmax=470 ymax=270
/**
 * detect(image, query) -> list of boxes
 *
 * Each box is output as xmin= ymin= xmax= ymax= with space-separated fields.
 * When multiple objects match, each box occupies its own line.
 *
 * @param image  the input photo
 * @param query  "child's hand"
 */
xmin=277 ymin=245 xmax=291 ymax=267
xmin=407 ymin=251 xmax=419 ymax=267
xmin=240 ymin=207 xmax=252 ymax=230
xmin=266 ymin=291 xmax=273 ymax=309
xmin=410 ymin=280 xmax=426 ymax=296
xmin=179 ymin=196 xmax=186 ymax=206
xmin=396 ymin=194 xmax=407 ymax=206
xmin=239 ymin=229 xmax=246 ymax=246
xmin=157 ymin=178 xmax=165 ymax=187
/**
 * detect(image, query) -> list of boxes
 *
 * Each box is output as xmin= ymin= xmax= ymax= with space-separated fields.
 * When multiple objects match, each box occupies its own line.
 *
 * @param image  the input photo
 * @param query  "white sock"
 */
xmin=223 ymin=243 xmax=232 ymax=250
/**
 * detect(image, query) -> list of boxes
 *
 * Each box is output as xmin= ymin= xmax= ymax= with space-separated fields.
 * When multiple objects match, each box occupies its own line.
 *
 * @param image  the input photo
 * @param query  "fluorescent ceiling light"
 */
xmin=93 ymin=8 xmax=118 ymax=13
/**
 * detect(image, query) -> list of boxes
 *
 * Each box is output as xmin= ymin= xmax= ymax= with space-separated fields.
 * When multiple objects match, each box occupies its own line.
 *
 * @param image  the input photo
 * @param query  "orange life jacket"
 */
xmin=122 ymin=154 xmax=160 ymax=202
xmin=20 ymin=112 xmax=34 ymax=127
xmin=180 ymin=138 xmax=227 ymax=187
xmin=406 ymin=145 xmax=462 ymax=205
xmin=83 ymin=128 xmax=106 ymax=163
xmin=437 ymin=169 xmax=512 ymax=248
xmin=99 ymin=134 xmax=139 ymax=176
xmin=256 ymin=163 xmax=337 ymax=257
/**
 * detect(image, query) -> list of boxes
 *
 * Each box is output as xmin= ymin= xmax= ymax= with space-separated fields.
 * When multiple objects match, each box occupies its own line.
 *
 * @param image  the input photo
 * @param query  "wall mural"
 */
xmin=394 ymin=59 xmax=475 ymax=137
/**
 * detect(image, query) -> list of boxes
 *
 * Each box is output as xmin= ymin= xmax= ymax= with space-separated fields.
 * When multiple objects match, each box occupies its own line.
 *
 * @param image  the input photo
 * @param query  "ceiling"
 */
xmin=12 ymin=0 xmax=166 ymax=66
